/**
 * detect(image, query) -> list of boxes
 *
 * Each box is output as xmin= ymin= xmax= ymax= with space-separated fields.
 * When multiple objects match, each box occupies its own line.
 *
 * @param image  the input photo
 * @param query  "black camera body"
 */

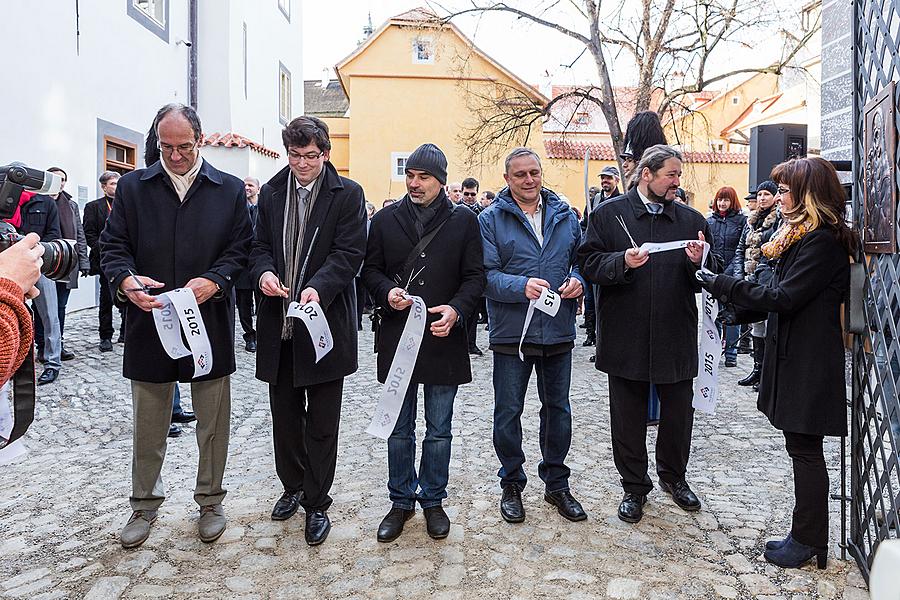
xmin=0 ymin=164 xmax=78 ymax=281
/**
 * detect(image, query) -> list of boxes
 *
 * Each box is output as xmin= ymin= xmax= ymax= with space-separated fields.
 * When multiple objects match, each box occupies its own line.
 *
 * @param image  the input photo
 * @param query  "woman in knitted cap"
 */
xmin=730 ymin=180 xmax=781 ymax=390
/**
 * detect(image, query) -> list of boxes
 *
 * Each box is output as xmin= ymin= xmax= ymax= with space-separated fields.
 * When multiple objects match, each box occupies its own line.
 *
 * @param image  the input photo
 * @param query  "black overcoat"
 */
xmin=576 ymin=188 xmax=720 ymax=383
xmin=709 ymin=228 xmax=850 ymax=436
xmin=83 ymin=197 xmax=111 ymax=275
xmin=362 ymin=193 xmax=485 ymax=385
xmin=250 ymin=162 xmax=367 ymax=387
xmin=235 ymin=203 xmax=259 ymax=290
xmin=100 ymin=160 xmax=252 ymax=383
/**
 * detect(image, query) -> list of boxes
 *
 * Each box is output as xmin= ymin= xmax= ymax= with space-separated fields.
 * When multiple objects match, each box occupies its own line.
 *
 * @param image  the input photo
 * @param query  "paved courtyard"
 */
xmin=0 ymin=308 xmax=870 ymax=599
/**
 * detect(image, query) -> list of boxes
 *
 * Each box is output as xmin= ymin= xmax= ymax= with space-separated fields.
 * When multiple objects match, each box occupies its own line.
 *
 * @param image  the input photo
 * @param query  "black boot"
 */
xmin=738 ymin=336 xmax=764 ymax=387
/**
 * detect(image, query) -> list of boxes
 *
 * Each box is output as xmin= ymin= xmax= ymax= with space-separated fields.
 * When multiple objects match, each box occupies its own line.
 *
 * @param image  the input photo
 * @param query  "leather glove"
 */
xmin=694 ymin=269 xmax=717 ymax=290
xmin=80 ymin=269 xmax=90 ymax=278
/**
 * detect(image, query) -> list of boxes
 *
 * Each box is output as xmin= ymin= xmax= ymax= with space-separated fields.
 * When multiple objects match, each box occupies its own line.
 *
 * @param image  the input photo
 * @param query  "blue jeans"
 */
xmin=716 ymin=318 xmax=739 ymax=361
xmin=648 ymin=385 xmax=660 ymax=422
xmin=492 ymin=351 xmax=573 ymax=492
xmin=387 ymin=383 xmax=458 ymax=509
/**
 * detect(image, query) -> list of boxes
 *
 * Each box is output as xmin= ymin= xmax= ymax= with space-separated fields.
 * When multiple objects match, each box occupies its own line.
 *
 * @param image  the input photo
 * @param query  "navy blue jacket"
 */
xmin=17 ymin=194 xmax=61 ymax=240
xmin=707 ymin=209 xmax=747 ymax=276
xmin=479 ymin=187 xmax=585 ymax=346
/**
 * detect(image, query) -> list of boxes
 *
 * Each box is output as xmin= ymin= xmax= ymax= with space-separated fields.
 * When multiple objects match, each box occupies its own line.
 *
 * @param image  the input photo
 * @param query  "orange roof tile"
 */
xmin=200 ymin=132 xmax=281 ymax=159
xmin=544 ymin=140 xmax=748 ymax=164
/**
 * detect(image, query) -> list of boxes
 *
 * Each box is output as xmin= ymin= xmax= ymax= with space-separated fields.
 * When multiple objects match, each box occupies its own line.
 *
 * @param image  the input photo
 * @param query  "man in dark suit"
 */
xmin=234 ymin=176 xmax=260 ymax=352
xmin=362 ymin=143 xmax=485 ymax=543
xmin=83 ymin=171 xmax=122 ymax=352
xmin=101 ymin=103 xmax=252 ymax=549
xmin=250 ymin=116 xmax=367 ymax=546
xmin=577 ymin=145 xmax=720 ymax=524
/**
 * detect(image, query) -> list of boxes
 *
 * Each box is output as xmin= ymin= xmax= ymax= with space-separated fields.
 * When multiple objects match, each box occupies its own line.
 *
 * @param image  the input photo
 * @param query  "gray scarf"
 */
xmin=281 ymin=172 xmax=322 ymax=339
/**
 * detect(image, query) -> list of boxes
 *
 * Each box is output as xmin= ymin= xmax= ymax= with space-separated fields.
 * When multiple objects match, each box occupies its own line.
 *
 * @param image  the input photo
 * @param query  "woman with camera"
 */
xmin=706 ymin=186 xmax=747 ymax=367
xmin=730 ymin=180 xmax=781 ymax=389
xmin=697 ymin=156 xmax=856 ymax=569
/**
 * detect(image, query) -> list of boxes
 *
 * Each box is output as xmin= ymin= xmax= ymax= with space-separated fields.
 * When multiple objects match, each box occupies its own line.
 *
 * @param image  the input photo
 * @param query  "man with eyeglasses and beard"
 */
xmin=101 ymin=103 xmax=252 ymax=549
xmin=577 ymin=144 xmax=720 ymax=524
xmin=251 ymin=116 xmax=367 ymax=546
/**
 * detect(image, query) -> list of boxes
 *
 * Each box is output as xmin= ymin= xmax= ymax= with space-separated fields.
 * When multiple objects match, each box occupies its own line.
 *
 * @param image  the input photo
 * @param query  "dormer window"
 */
xmin=412 ymin=37 xmax=434 ymax=64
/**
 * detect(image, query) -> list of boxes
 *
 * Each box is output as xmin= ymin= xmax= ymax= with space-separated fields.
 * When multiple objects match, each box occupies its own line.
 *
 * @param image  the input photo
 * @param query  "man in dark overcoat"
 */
xmin=250 ymin=116 xmax=367 ymax=546
xmin=362 ymin=143 xmax=485 ymax=543
xmin=234 ymin=176 xmax=260 ymax=352
xmin=84 ymin=171 xmax=123 ymax=351
xmin=576 ymin=144 xmax=720 ymax=523
xmin=101 ymin=103 xmax=252 ymax=549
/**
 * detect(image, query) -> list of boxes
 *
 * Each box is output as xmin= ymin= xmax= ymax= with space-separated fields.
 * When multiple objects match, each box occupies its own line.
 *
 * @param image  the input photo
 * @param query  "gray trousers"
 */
xmin=32 ymin=276 xmax=61 ymax=369
xmin=130 ymin=376 xmax=231 ymax=511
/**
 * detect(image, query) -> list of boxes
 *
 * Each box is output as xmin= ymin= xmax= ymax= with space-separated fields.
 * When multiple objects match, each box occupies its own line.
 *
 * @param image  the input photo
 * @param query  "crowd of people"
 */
xmin=1 ymin=103 xmax=856 ymax=573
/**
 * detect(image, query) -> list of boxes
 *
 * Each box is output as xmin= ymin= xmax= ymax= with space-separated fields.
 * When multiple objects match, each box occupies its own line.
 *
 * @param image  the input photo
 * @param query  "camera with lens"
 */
xmin=0 ymin=163 xmax=78 ymax=281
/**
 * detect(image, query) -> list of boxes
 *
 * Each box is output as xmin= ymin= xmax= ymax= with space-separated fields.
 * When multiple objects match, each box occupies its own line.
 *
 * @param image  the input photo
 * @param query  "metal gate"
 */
xmin=850 ymin=0 xmax=900 ymax=579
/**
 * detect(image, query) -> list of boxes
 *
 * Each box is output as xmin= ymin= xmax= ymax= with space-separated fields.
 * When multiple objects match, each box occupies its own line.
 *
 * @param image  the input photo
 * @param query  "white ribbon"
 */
xmin=152 ymin=288 xmax=213 ymax=379
xmin=287 ymin=301 xmax=333 ymax=363
xmin=518 ymin=286 xmax=561 ymax=361
xmin=640 ymin=240 xmax=721 ymax=414
xmin=366 ymin=295 xmax=428 ymax=439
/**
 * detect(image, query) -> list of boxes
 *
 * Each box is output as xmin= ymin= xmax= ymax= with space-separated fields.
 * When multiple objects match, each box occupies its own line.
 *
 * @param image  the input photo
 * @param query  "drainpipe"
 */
xmin=188 ymin=0 xmax=198 ymax=109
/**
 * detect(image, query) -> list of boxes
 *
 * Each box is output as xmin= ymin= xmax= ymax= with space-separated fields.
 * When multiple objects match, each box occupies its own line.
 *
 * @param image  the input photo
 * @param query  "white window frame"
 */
xmin=279 ymin=62 xmax=291 ymax=125
xmin=278 ymin=0 xmax=291 ymax=21
xmin=133 ymin=0 xmax=166 ymax=27
xmin=412 ymin=37 xmax=434 ymax=64
xmin=391 ymin=152 xmax=411 ymax=181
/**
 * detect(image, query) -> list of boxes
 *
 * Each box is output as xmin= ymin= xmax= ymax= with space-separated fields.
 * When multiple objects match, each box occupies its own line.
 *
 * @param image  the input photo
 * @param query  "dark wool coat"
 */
xmin=709 ymin=228 xmax=850 ymax=436
xmin=362 ymin=193 xmax=485 ymax=385
xmin=235 ymin=203 xmax=259 ymax=290
xmin=576 ymin=188 xmax=721 ymax=384
xmin=100 ymin=160 xmax=252 ymax=383
xmin=707 ymin=209 xmax=747 ymax=276
xmin=250 ymin=162 xmax=367 ymax=387
xmin=83 ymin=196 xmax=112 ymax=276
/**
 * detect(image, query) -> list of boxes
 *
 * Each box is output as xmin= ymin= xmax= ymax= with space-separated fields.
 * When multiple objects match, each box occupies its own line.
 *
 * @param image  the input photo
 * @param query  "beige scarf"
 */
xmin=160 ymin=155 xmax=204 ymax=201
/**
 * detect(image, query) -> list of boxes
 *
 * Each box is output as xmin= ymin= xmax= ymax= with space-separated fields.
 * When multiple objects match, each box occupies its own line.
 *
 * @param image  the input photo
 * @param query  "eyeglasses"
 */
xmin=288 ymin=150 xmax=325 ymax=162
xmin=776 ymin=186 xmax=791 ymax=195
xmin=157 ymin=141 xmax=198 ymax=156
xmin=463 ymin=192 xmax=478 ymax=197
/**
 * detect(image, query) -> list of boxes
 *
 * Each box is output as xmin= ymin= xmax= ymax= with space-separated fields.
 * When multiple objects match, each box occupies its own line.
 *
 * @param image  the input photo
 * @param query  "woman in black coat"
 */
xmin=697 ymin=157 xmax=857 ymax=569
xmin=706 ymin=186 xmax=747 ymax=367
xmin=731 ymin=180 xmax=782 ymax=388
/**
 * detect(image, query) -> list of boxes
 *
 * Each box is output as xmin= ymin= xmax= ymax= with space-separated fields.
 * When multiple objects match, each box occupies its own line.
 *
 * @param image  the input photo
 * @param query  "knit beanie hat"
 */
xmin=756 ymin=180 xmax=778 ymax=196
xmin=405 ymin=143 xmax=448 ymax=185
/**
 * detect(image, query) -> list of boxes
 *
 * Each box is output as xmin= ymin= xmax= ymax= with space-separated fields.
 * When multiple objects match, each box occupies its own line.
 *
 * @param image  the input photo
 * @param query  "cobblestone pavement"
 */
xmin=0 ymin=308 xmax=871 ymax=599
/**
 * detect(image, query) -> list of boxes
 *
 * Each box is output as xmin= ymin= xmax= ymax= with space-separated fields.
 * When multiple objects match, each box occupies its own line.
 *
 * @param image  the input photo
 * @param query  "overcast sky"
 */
xmin=302 ymin=0 xmax=808 ymax=90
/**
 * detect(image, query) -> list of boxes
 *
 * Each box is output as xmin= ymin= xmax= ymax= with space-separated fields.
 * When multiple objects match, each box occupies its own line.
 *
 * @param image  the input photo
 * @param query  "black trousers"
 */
xmin=97 ymin=272 xmax=121 ymax=341
xmin=354 ymin=277 xmax=367 ymax=330
xmin=607 ymin=375 xmax=694 ymax=495
xmin=783 ymin=431 xmax=828 ymax=547
xmin=270 ymin=341 xmax=343 ymax=511
xmin=235 ymin=288 xmax=257 ymax=340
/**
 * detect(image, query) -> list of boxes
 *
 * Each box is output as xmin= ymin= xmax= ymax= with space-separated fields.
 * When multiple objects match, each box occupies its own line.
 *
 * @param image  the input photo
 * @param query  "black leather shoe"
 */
xmin=167 ymin=423 xmax=182 ymax=437
xmin=724 ymin=357 xmax=737 ymax=367
xmin=271 ymin=490 xmax=302 ymax=521
xmin=245 ymin=339 xmax=257 ymax=352
xmin=582 ymin=337 xmax=595 ymax=347
xmin=545 ymin=490 xmax=587 ymax=522
xmin=377 ymin=507 xmax=414 ymax=542
xmin=589 ymin=354 xmax=595 ymax=363
xmin=618 ymin=493 xmax=647 ymax=523
xmin=304 ymin=510 xmax=330 ymax=546
xmin=468 ymin=346 xmax=483 ymax=356
xmin=500 ymin=484 xmax=525 ymax=523
xmin=659 ymin=480 xmax=701 ymax=512
xmin=423 ymin=506 xmax=450 ymax=539
xmin=37 ymin=368 xmax=58 ymax=385
xmin=116 ymin=331 xmax=125 ymax=343
xmin=172 ymin=410 xmax=196 ymax=424
xmin=99 ymin=339 xmax=113 ymax=352
xmin=60 ymin=347 xmax=75 ymax=361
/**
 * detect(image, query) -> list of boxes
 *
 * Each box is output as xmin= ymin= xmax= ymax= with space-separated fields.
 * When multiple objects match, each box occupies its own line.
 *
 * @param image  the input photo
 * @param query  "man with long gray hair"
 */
xmin=576 ymin=144 xmax=720 ymax=524
xmin=101 ymin=103 xmax=252 ymax=548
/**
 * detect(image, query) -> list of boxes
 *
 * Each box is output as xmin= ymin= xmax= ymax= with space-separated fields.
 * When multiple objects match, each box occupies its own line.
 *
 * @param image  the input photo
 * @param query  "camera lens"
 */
xmin=40 ymin=239 xmax=77 ymax=281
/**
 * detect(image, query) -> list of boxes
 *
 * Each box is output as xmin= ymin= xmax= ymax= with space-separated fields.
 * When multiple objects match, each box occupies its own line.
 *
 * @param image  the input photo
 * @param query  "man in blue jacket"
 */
xmin=479 ymin=147 xmax=587 ymax=524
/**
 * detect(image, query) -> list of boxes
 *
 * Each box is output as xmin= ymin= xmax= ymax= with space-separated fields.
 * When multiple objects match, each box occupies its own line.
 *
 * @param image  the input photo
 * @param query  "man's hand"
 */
xmin=525 ymin=277 xmax=551 ymax=300
xmin=260 ymin=271 xmax=289 ymax=297
xmin=685 ymin=231 xmax=706 ymax=266
xmin=0 ymin=233 xmax=44 ymax=298
xmin=387 ymin=286 xmax=413 ymax=310
xmin=428 ymin=305 xmax=458 ymax=337
xmin=558 ymin=277 xmax=583 ymax=299
xmin=624 ymin=247 xmax=649 ymax=269
xmin=185 ymin=277 xmax=219 ymax=304
xmin=120 ymin=275 xmax=165 ymax=312
xmin=299 ymin=287 xmax=320 ymax=305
